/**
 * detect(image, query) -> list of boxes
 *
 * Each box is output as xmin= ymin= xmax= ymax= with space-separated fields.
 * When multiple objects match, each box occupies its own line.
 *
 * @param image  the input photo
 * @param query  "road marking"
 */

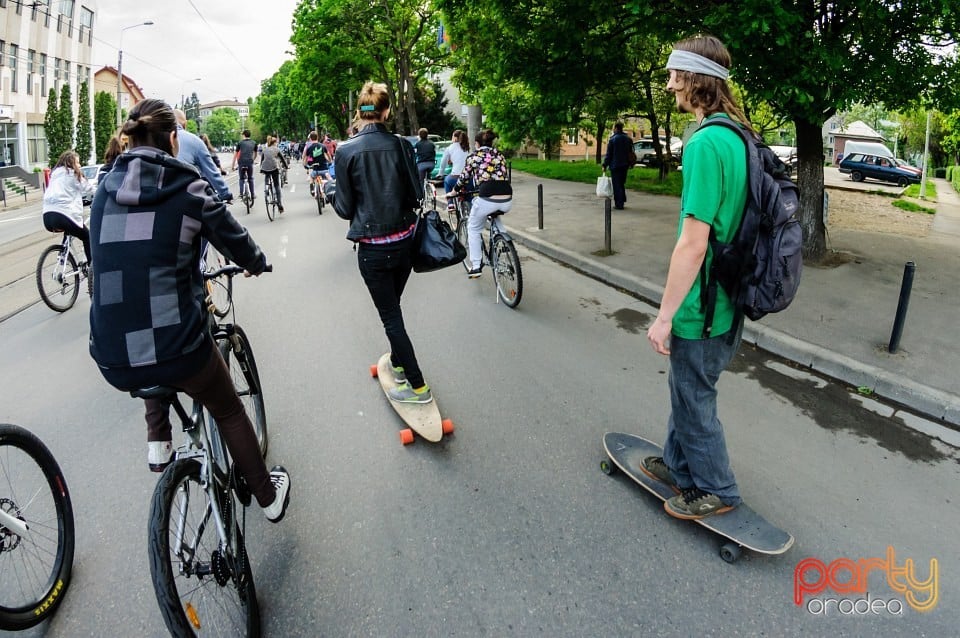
xmin=0 ymin=213 xmax=40 ymax=224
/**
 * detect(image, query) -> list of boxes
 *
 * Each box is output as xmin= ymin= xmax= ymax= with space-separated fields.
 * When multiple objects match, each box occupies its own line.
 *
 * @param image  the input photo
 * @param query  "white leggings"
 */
xmin=468 ymin=197 xmax=512 ymax=269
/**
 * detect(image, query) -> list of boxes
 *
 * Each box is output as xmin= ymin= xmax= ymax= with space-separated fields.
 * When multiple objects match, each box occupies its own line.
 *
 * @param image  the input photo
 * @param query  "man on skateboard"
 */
xmin=643 ymin=35 xmax=751 ymax=520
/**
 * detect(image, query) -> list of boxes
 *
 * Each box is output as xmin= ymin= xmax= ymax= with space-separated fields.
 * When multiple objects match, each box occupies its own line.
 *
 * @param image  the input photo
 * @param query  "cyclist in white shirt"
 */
xmin=439 ymin=129 xmax=470 ymax=209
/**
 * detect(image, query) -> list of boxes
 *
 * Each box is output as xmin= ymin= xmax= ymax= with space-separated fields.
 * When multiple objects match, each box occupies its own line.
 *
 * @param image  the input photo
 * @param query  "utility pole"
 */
xmin=919 ymin=111 xmax=931 ymax=200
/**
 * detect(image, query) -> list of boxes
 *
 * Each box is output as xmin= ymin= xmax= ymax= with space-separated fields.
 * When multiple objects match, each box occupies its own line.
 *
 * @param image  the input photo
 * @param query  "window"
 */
xmin=53 ymin=58 xmax=60 ymax=90
xmin=27 ymin=50 xmax=35 ymax=95
xmin=80 ymin=7 xmax=94 ymax=45
xmin=566 ymin=128 xmax=579 ymax=145
xmin=63 ymin=60 xmax=70 ymax=87
xmin=0 ymin=41 xmax=4 ymax=68
xmin=9 ymin=45 xmax=17 ymax=93
xmin=0 ymin=124 xmax=19 ymax=166
xmin=40 ymin=53 xmax=47 ymax=95
xmin=58 ymin=0 xmax=76 ymax=35
xmin=28 ymin=125 xmax=48 ymax=165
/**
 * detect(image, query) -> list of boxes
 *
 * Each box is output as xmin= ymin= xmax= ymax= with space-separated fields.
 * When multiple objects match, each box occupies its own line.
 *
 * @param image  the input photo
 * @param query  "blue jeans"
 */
xmin=662 ymin=324 xmax=743 ymax=506
xmin=357 ymin=238 xmax=424 ymax=388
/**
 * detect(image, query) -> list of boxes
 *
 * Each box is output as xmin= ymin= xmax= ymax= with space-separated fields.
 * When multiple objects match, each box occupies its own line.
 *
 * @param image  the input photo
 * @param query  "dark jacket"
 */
xmin=333 ymin=123 xmax=422 ymax=241
xmin=414 ymin=139 xmax=436 ymax=164
xmin=603 ymin=131 xmax=633 ymax=170
xmin=88 ymin=147 xmax=266 ymax=386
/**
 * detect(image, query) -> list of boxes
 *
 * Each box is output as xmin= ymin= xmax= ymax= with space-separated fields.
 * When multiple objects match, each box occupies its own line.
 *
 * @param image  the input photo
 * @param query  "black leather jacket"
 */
xmin=333 ymin=123 xmax=422 ymax=241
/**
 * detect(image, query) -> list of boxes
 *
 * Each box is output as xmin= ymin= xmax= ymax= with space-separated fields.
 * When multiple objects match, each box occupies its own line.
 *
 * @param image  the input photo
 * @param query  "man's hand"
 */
xmin=647 ymin=315 xmax=672 ymax=355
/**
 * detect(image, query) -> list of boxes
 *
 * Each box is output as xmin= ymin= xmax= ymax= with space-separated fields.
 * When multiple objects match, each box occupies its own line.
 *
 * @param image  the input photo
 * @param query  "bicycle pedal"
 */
xmin=232 ymin=472 xmax=252 ymax=507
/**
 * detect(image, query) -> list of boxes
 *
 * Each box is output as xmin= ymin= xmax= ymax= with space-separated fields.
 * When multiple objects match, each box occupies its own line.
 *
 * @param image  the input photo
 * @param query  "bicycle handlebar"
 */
xmin=203 ymin=263 xmax=273 ymax=280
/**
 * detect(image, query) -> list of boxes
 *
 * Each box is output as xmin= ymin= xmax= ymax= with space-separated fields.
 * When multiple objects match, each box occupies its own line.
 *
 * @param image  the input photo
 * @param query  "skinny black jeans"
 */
xmin=357 ymin=238 xmax=425 ymax=388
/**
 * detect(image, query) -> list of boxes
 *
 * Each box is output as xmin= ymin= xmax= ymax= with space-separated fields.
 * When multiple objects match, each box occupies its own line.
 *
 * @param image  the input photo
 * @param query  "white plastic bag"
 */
xmin=596 ymin=171 xmax=613 ymax=198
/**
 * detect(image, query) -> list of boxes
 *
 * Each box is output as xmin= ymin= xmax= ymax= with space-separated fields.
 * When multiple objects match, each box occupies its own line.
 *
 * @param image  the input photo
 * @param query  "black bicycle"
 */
xmin=140 ymin=265 xmax=268 ymax=637
xmin=36 ymin=232 xmax=92 ymax=312
xmin=0 ymin=423 xmax=75 ymax=631
xmin=448 ymin=189 xmax=523 ymax=308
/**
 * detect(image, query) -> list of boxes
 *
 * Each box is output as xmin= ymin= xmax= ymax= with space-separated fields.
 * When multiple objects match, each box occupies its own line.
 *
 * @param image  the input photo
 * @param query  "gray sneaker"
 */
xmin=664 ymin=487 xmax=734 ymax=520
xmin=391 ymin=364 xmax=407 ymax=384
xmin=388 ymin=382 xmax=432 ymax=404
xmin=639 ymin=456 xmax=678 ymax=492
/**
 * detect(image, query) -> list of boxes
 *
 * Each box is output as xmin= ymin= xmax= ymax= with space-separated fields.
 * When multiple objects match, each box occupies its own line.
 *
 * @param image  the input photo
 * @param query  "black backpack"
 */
xmin=698 ymin=118 xmax=803 ymax=339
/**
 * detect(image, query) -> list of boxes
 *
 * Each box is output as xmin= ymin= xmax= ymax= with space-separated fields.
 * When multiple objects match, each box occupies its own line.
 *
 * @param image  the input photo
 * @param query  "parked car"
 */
xmin=769 ymin=145 xmax=797 ymax=174
xmin=431 ymin=140 xmax=453 ymax=179
xmin=80 ymin=164 xmax=102 ymax=205
xmin=632 ymin=137 xmax=682 ymax=167
xmin=838 ymin=153 xmax=921 ymax=187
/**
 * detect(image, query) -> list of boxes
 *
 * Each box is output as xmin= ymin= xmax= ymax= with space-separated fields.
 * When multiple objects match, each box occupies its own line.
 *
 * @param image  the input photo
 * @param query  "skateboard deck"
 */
xmin=601 ymin=432 xmax=794 ymax=562
xmin=370 ymin=353 xmax=453 ymax=444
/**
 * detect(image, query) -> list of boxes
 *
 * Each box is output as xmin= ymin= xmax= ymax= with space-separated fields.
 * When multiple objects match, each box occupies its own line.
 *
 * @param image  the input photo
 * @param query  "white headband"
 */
xmin=666 ymin=49 xmax=729 ymax=80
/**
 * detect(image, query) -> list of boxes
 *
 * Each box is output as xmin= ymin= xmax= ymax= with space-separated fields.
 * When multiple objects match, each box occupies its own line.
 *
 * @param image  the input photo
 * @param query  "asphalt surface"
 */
xmin=497 ymin=167 xmax=960 ymax=435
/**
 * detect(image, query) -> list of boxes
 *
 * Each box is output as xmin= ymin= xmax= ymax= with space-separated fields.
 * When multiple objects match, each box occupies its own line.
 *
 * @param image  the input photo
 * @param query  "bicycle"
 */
xmin=0 ymin=423 xmax=75 ymax=631
xmin=448 ymin=189 xmax=523 ymax=308
xmin=263 ymin=173 xmax=278 ymax=222
xmin=36 ymin=232 xmax=92 ymax=312
xmin=138 ymin=264 xmax=269 ymax=637
xmin=237 ymin=166 xmax=254 ymax=215
xmin=312 ymin=171 xmax=326 ymax=215
xmin=202 ymin=243 xmax=232 ymax=319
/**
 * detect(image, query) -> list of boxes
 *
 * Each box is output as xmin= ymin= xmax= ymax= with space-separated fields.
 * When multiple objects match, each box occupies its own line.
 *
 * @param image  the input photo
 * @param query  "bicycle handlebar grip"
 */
xmin=263 ymin=263 xmax=273 ymax=273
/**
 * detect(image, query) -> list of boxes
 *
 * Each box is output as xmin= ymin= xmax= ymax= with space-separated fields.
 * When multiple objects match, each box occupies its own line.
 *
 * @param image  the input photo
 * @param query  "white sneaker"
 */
xmin=148 ymin=441 xmax=173 ymax=472
xmin=263 ymin=465 xmax=291 ymax=523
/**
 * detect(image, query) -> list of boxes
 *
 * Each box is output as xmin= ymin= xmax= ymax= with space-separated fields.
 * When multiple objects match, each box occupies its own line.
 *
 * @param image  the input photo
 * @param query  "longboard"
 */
xmin=370 ymin=353 xmax=453 ymax=444
xmin=601 ymin=432 xmax=794 ymax=563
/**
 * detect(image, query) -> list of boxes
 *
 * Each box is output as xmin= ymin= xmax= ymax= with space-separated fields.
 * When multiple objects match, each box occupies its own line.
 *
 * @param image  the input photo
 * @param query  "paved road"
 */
xmin=1 ymin=173 xmax=957 ymax=636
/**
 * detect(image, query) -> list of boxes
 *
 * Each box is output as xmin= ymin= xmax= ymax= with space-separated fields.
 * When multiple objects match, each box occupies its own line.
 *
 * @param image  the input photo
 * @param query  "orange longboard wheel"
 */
xmin=399 ymin=429 xmax=415 ymax=445
xmin=370 ymin=364 xmax=379 ymax=378
xmin=442 ymin=419 xmax=454 ymax=435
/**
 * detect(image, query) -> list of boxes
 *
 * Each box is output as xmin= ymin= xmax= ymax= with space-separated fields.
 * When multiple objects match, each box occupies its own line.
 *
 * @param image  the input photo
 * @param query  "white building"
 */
xmin=198 ymin=99 xmax=249 ymax=127
xmin=1 ymin=0 xmax=98 ymax=173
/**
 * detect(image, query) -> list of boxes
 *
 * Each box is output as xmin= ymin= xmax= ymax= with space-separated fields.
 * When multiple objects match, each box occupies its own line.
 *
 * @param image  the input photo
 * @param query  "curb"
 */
xmin=508 ymin=225 xmax=960 ymax=430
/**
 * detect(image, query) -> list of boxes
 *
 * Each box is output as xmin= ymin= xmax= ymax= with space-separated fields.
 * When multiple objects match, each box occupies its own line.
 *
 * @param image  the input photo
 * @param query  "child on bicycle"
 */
xmin=42 ymin=150 xmax=96 ymax=266
xmin=454 ymin=129 xmax=512 ymax=278
xmin=88 ymin=99 xmax=291 ymax=523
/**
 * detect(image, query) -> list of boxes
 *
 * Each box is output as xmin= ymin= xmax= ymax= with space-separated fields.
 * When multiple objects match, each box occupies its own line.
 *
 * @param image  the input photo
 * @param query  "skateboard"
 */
xmin=601 ymin=432 xmax=794 ymax=563
xmin=370 ymin=353 xmax=454 ymax=445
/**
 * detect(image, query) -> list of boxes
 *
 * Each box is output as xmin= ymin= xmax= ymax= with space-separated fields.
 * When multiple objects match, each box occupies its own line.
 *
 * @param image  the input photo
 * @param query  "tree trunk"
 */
xmin=795 ymin=118 xmax=827 ymax=260
xmin=596 ymin=122 xmax=606 ymax=164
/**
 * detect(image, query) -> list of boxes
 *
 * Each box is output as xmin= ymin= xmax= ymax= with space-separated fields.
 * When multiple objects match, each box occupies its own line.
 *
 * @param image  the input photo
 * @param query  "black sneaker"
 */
xmin=664 ymin=487 xmax=734 ymax=520
xmin=467 ymin=267 xmax=482 ymax=279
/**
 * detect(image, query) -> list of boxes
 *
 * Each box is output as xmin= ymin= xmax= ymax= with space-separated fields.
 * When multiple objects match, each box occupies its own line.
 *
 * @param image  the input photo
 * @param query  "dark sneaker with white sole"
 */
xmin=664 ymin=487 xmax=734 ymax=520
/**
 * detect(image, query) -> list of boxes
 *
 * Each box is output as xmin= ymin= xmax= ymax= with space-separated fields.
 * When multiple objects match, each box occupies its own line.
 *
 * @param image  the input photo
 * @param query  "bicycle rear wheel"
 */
xmin=0 ymin=424 xmax=75 ymax=631
xmin=315 ymin=182 xmax=324 ymax=215
xmin=36 ymin=244 xmax=79 ymax=312
xmin=492 ymin=234 xmax=523 ymax=308
xmin=264 ymin=185 xmax=275 ymax=222
xmin=220 ymin=325 xmax=267 ymax=458
xmin=149 ymin=459 xmax=260 ymax=638
xmin=243 ymin=192 xmax=252 ymax=215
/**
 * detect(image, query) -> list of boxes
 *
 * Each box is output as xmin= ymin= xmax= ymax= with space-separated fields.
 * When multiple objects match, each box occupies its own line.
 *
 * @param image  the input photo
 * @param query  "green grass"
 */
xmin=903 ymin=180 xmax=937 ymax=200
xmin=892 ymin=199 xmax=936 ymax=214
xmin=509 ymin=159 xmax=683 ymax=197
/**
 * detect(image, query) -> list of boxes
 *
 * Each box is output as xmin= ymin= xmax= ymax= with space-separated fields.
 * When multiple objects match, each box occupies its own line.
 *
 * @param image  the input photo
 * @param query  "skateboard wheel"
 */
xmin=370 ymin=364 xmax=379 ymax=378
xmin=399 ymin=429 xmax=415 ymax=445
xmin=600 ymin=459 xmax=615 ymax=475
xmin=720 ymin=543 xmax=742 ymax=564
xmin=441 ymin=419 xmax=454 ymax=435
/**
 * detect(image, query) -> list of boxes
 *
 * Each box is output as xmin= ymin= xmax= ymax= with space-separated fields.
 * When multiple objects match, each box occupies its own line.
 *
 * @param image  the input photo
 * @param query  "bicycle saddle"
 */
xmin=130 ymin=386 xmax=177 ymax=399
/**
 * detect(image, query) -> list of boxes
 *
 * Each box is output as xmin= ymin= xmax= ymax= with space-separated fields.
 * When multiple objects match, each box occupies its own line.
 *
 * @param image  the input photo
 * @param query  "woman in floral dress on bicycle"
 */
xmin=455 ymin=129 xmax=513 ymax=278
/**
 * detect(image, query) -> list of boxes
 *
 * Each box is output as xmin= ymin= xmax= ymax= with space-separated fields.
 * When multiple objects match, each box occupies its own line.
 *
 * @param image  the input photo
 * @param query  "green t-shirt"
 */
xmin=672 ymin=114 xmax=748 ymax=339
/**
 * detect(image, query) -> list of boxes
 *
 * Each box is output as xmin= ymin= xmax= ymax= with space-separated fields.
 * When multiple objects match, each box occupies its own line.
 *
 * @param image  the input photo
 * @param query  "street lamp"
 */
xmin=116 ymin=21 xmax=154 ymax=127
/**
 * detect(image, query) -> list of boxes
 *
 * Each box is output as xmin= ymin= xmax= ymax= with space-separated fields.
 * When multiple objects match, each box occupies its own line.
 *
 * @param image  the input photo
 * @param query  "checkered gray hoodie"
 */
xmin=88 ymin=147 xmax=266 ymax=380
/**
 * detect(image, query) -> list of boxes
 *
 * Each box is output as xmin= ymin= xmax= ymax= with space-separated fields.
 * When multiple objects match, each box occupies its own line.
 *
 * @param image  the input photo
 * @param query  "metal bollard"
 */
xmin=604 ymin=197 xmax=612 ymax=253
xmin=537 ymin=184 xmax=543 ymax=230
xmin=888 ymin=261 xmax=916 ymax=354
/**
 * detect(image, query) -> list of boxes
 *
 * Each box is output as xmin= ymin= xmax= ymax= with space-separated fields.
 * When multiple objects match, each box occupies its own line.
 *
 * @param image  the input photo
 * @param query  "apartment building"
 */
xmin=1 ymin=0 xmax=97 ymax=171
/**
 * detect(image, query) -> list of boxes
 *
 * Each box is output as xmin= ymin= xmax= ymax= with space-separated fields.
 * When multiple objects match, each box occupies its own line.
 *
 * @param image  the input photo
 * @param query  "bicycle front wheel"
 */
xmin=36 ymin=245 xmax=79 ymax=312
xmin=0 ymin=424 xmax=75 ymax=631
xmin=203 ymin=245 xmax=233 ymax=319
xmin=149 ymin=459 xmax=260 ymax=638
xmin=220 ymin=325 xmax=267 ymax=458
xmin=455 ymin=218 xmax=471 ymax=272
xmin=492 ymin=234 xmax=523 ymax=308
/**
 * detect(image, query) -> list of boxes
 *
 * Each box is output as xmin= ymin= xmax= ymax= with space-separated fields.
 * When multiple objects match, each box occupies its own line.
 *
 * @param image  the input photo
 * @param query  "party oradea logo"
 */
xmin=794 ymin=546 xmax=938 ymax=616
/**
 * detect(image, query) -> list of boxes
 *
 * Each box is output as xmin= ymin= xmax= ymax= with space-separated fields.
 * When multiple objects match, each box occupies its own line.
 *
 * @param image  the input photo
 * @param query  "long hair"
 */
xmin=453 ymin=129 xmax=469 ymax=152
xmin=121 ymin=98 xmax=177 ymax=154
xmin=53 ymin=150 xmax=82 ymax=180
xmin=672 ymin=35 xmax=754 ymax=135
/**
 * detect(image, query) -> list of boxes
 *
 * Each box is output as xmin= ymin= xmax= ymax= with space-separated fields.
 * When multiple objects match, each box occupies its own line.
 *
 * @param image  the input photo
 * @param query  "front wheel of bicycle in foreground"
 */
xmin=148 ymin=459 xmax=260 ymax=638
xmin=492 ymin=235 xmax=523 ymax=308
xmin=219 ymin=325 xmax=268 ymax=458
xmin=36 ymin=245 xmax=79 ymax=312
xmin=0 ymin=423 xmax=75 ymax=631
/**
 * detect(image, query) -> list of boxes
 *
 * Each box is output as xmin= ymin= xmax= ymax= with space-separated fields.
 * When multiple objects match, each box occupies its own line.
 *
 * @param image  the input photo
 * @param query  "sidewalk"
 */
xmin=501 ymin=171 xmax=960 ymax=428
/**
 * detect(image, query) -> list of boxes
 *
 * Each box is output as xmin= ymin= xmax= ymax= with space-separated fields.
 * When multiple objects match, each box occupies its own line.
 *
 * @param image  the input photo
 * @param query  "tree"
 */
xmin=634 ymin=0 xmax=960 ymax=259
xmin=58 ymin=84 xmax=74 ymax=151
xmin=93 ymin=91 xmax=117 ymax=162
xmin=44 ymin=88 xmax=63 ymax=167
xmin=202 ymin=108 xmax=241 ymax=147
xmin=76 ymin=81 xmax=93 ymax=164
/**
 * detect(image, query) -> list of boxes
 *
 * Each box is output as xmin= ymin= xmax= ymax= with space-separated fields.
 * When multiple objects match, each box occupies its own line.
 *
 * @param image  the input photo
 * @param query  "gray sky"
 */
xmin=90 ymin=0 xmax=301 ymax=107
